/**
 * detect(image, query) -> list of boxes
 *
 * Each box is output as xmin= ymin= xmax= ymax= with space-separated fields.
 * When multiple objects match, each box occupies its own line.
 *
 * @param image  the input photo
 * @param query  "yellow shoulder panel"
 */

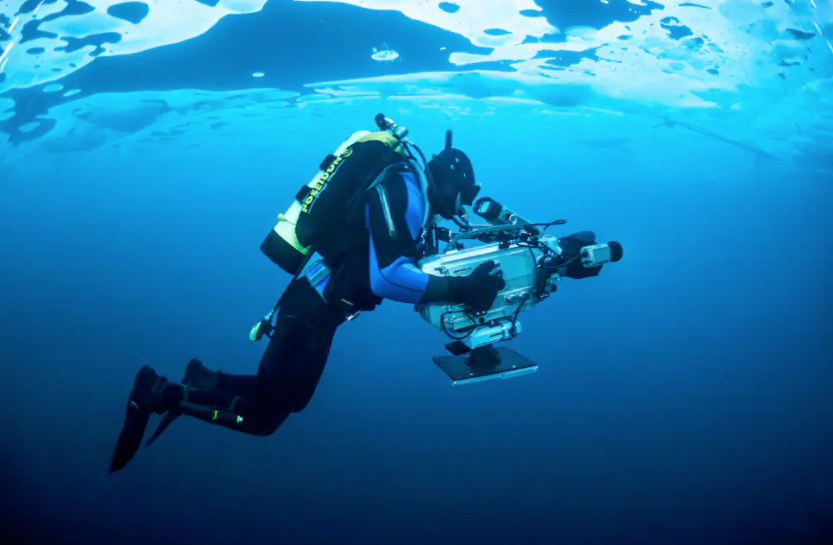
xmin=357 ymin=131 xmax=406 ymax=156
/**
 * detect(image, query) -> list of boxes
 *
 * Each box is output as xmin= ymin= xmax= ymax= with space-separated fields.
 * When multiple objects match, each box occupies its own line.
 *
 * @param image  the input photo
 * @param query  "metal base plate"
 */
xmin=432 ymin=346 xmax=539 ymax=386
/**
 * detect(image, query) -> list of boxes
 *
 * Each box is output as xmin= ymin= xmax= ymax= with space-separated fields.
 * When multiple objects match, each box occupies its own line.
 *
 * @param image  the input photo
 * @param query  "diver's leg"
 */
xmin=255 ymin=313 xmax=337 ymax=416
xmin=181 ymin=358 xmax=260 ymax=397
xmin=163 ymin=279 xmax=342 ymax=433
xmin=110 ymin=280 xmax=343 ymax=471
xmin=256 ymin=277 xmax=345 ymax=416
xmin=164 ymin=316 xmax=338 ymax=435
xmin=141 ymin=348 xmax=285 ymax=445
xmin=176 ymin=358 xmax=258 ymax=397
xmin=143 ymin=358 xmax=260 ymax=446
xmin=216 ymin=372 xmax=258 ymax=398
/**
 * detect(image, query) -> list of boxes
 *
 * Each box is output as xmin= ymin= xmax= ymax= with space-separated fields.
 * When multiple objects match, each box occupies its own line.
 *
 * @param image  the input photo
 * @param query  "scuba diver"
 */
xmin=109 ymin=120 xmax=507 ymax=473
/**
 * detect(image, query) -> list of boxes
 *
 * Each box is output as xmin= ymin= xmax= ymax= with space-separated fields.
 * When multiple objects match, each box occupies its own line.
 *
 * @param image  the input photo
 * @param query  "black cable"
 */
xmin=408 ymin=142 xmax=430 ymax=177
xmin=440 ymin=310 xmax=479 ymax=341
xmin=509 ymin=291 xmax=531 ymax=336
xmin=538 ymin=219 xmax=568 ymax=230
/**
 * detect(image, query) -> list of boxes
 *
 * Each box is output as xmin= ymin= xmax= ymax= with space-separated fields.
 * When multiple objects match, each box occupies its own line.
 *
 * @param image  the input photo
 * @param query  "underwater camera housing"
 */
xmin=415 ymin=197 xmax=622 ymax=385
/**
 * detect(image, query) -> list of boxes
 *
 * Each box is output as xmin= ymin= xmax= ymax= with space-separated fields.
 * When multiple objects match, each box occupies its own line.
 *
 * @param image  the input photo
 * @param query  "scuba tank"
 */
xmin=251 ymin=114 xmax=438 ymax=341
xmin=260 ymin=130 xmax=372 ymax=275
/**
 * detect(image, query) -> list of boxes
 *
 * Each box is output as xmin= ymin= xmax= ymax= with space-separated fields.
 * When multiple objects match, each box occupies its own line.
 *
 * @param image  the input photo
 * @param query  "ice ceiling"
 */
xmin=0 ymin=0 xmax=831 ymax=175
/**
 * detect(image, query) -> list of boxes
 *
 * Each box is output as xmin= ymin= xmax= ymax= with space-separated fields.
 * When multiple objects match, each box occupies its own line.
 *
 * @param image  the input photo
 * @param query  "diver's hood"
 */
xmin=427 ymin=148 xmax=479 ymax=220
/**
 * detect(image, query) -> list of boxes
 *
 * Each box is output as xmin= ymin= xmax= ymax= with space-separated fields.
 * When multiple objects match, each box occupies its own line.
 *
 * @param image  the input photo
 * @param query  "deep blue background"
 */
xmin=1 ymin=132 xmax=832 ymax=545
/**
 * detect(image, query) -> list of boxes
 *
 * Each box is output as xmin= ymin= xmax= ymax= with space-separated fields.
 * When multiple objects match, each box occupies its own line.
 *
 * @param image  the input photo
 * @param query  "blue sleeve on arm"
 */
xmin=367 ymin=173 xmax=431 ymax=303
xmin=369 ymin=244 xmax=429 ymax=303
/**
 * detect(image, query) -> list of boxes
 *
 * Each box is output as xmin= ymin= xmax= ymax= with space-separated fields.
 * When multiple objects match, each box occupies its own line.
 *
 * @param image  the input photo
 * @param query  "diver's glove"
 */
xmin=422 ymin=261 xmax=505 ymax=312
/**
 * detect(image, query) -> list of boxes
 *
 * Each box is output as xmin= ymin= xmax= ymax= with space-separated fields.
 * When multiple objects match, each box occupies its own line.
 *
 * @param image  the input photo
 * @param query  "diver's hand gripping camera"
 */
xmin=415 ymin=197 xmax=623 ymax=385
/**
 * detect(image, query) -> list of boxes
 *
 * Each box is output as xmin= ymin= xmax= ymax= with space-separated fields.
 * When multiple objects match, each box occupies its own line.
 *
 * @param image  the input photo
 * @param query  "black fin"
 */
xmin=109 ymin=367 xmax=163 ymax=473
xmin=145 ymin=410 xmax=181 ymax=447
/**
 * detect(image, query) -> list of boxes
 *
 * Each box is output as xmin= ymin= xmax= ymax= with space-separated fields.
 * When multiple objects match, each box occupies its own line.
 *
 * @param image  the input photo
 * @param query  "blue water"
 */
xmin=1 ymin=141 xmax=830 ymax=544
xmin=2 ymin=1 xmax=833 ymax=544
